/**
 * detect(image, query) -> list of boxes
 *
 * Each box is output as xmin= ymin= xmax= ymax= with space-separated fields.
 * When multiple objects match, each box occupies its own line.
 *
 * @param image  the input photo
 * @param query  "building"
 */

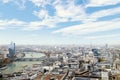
xmin=92 ymin=48 xmax=100 ymax=56
xmin=8 ymin=42 xmax=15 ymax=58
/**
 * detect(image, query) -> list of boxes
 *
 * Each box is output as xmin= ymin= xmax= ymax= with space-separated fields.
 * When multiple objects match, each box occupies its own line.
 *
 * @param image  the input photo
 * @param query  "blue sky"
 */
xmin=0 ymin=0 xmax=120 ymax=45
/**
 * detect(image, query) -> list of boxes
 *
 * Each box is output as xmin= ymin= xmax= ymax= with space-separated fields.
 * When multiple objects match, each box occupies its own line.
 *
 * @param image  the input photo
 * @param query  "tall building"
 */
xmin=92 ymin=48 xmax=100 ymax=56
xmin=8 ymin=42 xmax=15 ymax=58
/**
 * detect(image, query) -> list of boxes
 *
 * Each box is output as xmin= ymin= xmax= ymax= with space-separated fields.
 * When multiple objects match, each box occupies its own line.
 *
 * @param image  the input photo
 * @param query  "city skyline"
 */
xmin=0 ymin=0 xmax=120 ymax=45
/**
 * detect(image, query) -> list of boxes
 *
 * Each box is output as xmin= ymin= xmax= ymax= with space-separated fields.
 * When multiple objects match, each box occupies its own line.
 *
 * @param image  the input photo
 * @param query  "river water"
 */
xmin=1 ymin=52 xmax=45 ymax=74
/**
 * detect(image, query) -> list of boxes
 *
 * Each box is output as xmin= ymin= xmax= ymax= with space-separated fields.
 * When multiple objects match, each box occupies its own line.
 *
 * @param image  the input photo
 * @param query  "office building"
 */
xmin=8 ymin=42 xmax=15 ymax=58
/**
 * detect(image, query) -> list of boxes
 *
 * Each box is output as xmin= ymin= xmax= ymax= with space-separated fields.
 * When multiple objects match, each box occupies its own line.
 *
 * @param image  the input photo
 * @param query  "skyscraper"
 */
xmin=92 ymin=48 xmax=100 ymax=56
xmin=8 ymin=42 xmax=15 ymax=58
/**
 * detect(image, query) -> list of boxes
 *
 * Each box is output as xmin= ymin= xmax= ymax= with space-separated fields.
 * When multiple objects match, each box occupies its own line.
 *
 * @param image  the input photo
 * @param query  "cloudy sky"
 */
xmin=0 ymin=0 xmax=120 ymax=45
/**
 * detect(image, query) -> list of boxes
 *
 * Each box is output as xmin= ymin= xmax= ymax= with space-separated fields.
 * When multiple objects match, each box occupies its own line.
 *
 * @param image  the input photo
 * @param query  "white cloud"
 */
xmin=55 ymin=3 xmax=85 ymax=21
xmin=1 ymin=0 xmax=26 ymax=9
xmin=52 ymin=6 xmax=120 ymax=35
xmin=31 ymin=3 xmax=120 ymax=31
xmin=32 ymin=0 xmax=120 ymax=26
xmin=0 ymin=19 xmax=57 ymax=31
xmin=1 ymin=0 xmax=120 ymax=32
xmin=55 ymin=2 xmax=75 ymax=17
xmin=28 ymin=0 xmax=120 ymax=8
xmin=53 ymin=18 xmax=120 ymax=35
xmin=86 ymin=34 xmax=120 ymax=39
xmin=0 ymin=19 xmax=25 ymax=27
xmin=33 ymin=9 xmax=48 ymax=19
xmin=23 ymin=21 xmax=46 ymax=31
xmin=85 ymin=7 xmax=120 ymax=22
xmin=30 ymin=0 xmax=50 ymax=7
xmin=2 ymin=0 xmax=11 ymax=3
xmin=53 ymin=0 xmax=87 ymax=22
xmin=87 ymin=0 xmax=120 ymax=7
xmin=15 ymin=0 xmax=26 ymax=9
xmin=0 ymin=19 xmax=26 ymax=30
xmin=32 ymin=0 xmax=86 ymax=27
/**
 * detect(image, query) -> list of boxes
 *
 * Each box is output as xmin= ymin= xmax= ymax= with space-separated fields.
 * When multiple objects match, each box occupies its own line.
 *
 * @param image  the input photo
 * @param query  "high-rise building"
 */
xmin=92 ymin=48 xmax=100 ymax=56
xmin=8 ymin=42 xmax=15 ymax=58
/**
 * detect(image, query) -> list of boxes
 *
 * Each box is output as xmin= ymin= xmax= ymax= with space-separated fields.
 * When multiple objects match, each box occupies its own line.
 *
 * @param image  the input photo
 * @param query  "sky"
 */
xmin=0 ymin=0 xmax=120 ymax=45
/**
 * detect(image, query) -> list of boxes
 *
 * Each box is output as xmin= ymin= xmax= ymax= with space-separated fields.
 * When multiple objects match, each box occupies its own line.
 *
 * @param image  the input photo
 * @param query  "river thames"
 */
xmin=1 ymin=52 xmax=45 ymax=74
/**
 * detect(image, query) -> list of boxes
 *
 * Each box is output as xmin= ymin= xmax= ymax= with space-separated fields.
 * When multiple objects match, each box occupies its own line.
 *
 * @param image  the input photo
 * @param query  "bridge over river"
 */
xmin=15 ymin=52 xmax=46 ymax=61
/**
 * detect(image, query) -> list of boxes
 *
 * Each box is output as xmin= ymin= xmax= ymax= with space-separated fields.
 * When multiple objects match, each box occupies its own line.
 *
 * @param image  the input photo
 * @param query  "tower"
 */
xmin=8 ymin=42 xmax=15 ymax=58
xmin=92 ymin=48 xmax=100 ymax=56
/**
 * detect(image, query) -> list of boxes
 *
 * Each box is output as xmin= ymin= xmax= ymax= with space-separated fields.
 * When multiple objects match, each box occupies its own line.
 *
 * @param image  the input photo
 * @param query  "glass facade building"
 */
xmin=92 ymin=48 xmax=100 ymax=56
xmin=8 ymin=42 xmax=15 ymax=58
